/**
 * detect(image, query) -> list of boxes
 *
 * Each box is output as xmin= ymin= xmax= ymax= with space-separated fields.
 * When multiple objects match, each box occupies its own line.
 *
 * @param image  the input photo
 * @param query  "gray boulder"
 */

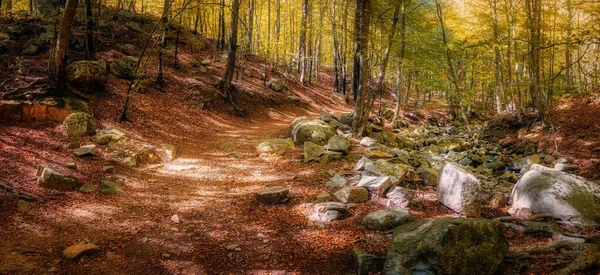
xmin=362 ymin=210 xmax=412 ymax=231
xmin=383 ymin=218 xmax=508 ymax=275
xmin=37 ymin=165 xmax=79 ymax=191
xmin=383 ymin=186 xmax=416 ymax=209
xmin=326 ymin=135 xmax=350 ymax=155
xmin=303 ymin=202 xmax=347 ymax=224
xmin=66 ymin=60 xmax=108 ymax=93
xmin=509 ymin=164 xmax=600 ymax=225
xmin=289 ymin=117 xmax=335 ymax=145
xmin=255 ymin=186 xmax=290 ymax=204
xmin=63 ymin=112 xmax=96 ymax=137
xmin=327 ymin=174 xmax=347 ymax=193
xmin=357 ymin=176 xmax=395 ymax=197
xmin=109 ymin=56 xmax=137 ymax=79
xmin=437 ymin=162 xmax=482 ymax=217
xmin=334 ymin=187 xmax=369 ymax=203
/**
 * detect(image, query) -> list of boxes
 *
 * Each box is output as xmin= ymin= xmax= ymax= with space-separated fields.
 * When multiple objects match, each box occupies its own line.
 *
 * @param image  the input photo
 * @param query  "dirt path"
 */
xmin=0 ymin=100 xmax=377 ymax=274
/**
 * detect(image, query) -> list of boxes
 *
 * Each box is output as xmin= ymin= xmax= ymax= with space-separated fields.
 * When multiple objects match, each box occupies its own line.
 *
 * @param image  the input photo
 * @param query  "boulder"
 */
xmin=62 ymin=112 xmax=96 ymax=137
xmin=383 ymin=218 xmax=508 ymax=275
xmin=353 ymin=247 xmax=385 ymax=275
xmin=37 ymin=166 xmax=79 ymax=191
xmin=357 ymin=176 xmax=395 ymax=197
xmin=254 ymin=186 xmax=290 ymax=205
xmin=66 ymin=60 xmax=108 ymax=93
xmin=327 ymin=174 xmax=347 ymax=193
xmin=304 ymin=141 xmax=325 ymax=162
xmin=305 ymin=202 xmax=347 ymax=224
xmin=362 ymin=210 xmax=413 ymax=231
xmin=417 ymin=167 xmax=439 ymax=187
xmin=63 ymin=243 xmax=100 ymax=260
xmin=509 ymin=164 xmax=600 ymax=225
xmin=360 ymin=137 xmax=377 ymax=147
xmin=288 ymin=117 xmax=335 ymax=145
xmin=109 ymin=56 xmax=137 ymax=79
xmin=326 ymin=135 xmax=350 ymax=155
xmin=256 ymin=138 xmax=295 ymax=154
xmin=334 ymin=187 xmax=369 ymax=203
xmin=353 ymin=157 xmax=372 ymax=172
xmin=383 ymin=186 xmax=415 ymax=209
xmin=73 ymin=144 xmax=98 ymax=157
xmin=100 ymin=180 xmax=121 ymax=195
xmin=92 ymin=133 xmax=124 ymax=145
xmin=437 ymin=162 xmax=482 ymax=217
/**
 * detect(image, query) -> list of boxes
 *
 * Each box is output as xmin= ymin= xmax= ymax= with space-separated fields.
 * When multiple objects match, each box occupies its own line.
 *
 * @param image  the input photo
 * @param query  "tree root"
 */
xmin=551 ymin=245 xmax=600 ymax=275
xmin=1 ymin=182 xmax=41 ymax=202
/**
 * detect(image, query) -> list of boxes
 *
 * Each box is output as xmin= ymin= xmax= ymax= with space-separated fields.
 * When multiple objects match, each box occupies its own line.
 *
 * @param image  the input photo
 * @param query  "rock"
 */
xmin=63 ymin=112 xmax=96 ymax=137
xmin=417 ymin=167 xmax=439 ymax=187
xmin=353 ymin=247 xmax=385 ymax=275
xmin=353 ymin=157 xmax=372 ymax=171
xmin=79 ymin=184 xmax=98 ymax=193
xmin=327 ymin=174 xmax=347 ymax=193
xmin=268 ymin=80 xmax=284 ymax=92
xmin=254 ymin=186 xmax=290 ymax=204
xmin=63 ymin=243 xmax=100 ymax=259
xmin=256 ymin=138 xmax=295 ymax=154
xmin=437 ymin=162 xmax=482 ymax=217
xmin=171 ymin=214 xmax=180 ymax=223
xmin=357 ymin=176 xmax=394 ymax=197
xmin=127 ymin=21 xmax=143 ymax=32
xmin=156 ymin=144 xmax=177 ymax=162
xmin=37 ymin=165 xmax=79 ymax=191
xmin=304 ymin=141 xmax=325 ymax=162
xmin=17 ymin=200 xmax=30 ymax=212
xmin=103 ymin=166 xmax=115 ymax=173
xmin=320 ymin=151 xmax=343 ymax=162
xmin=370 ymin=150 xmax=394 ymax=158
xmin=320 ymin=110 xmax=332 ymax=122
xmin=489 ymin=193 xmax=507 ymax=209
xmin=481 ymin=161 xmax=505 ymax=170
xmin=360 ymin=137 xmax=377 ymax=147
xmin=313 ymin=193 xmax=333 ymax=203
xmin=109 ymin=56 xmax=137 ymax=79
xmin=326 ymin=135 xmax=350 ymax=155
xmin=73 ymin=144 xmax=98 ymax=157
xmin=554 ymin=163 xmax=578 ymax=172
xmin=383 ymin=218 xmax=509 ymax=275
xmin=509 ymin=164 xmax=600 ymax=225
xmin=544 ymin=154 xmax=555 ymax=164
xmin=362 ymin=210 xmax=413 ymax=231
xmin=362 ymin=162 xmax=385 ymax=177
xmin=65 ymin=163 xmax=76 ymax=169
xmin=200 ymin=59 xmax=211 ymax=66
xmin=306 ymin=202 xmax=347 ymax=224
xmin=334 ymin=187 xmax=369 ymax=203
xmin=66 ymin=60 xmax=108 ymax=93
xmin=100 ymin=180 xmax=121 ymax=195
xmin=373 ymin=160 xmax=410 ymax=179
xmin=288 ymin=117 xmax=335 ymax=145
xmin=511 ymin=154 xmax=541 ymax=171
xmin=459 ymin=157 xmax=472 ymax=166
xmin=384 ymin=186 xmax=415 ymax=209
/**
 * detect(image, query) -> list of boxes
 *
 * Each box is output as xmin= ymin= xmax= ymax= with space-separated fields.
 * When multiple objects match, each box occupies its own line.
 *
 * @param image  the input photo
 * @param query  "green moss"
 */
xmin=565 ymin=191 xmax=600 ymax=224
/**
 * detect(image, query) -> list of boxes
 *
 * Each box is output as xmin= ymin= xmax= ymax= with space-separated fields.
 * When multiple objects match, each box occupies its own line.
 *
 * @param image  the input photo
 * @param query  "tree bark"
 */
xmin=84 ymin=0 xmax=95 ymax=60
xmin=246 ymin=0 xmax=254 ymax=54
xmin=352 ymin=0 xmax=371 ymax=136
xmin=298 ymin=0 xmax=308 ymax=84
xmin=219 ymin=0 xmax=241 ymax=94
xmin=392 ymin=0 xmax=410 ymax=127
xmin=217 ymin=0 xmax=225 ymax=51
xmin=373 ymin=1 xmax=401 ymax=114
xmin=54 ymin=0 xmax=80 ymax=90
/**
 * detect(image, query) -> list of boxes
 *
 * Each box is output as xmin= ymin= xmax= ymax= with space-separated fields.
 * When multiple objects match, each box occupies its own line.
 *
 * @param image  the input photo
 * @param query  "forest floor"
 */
xmin=1 ymin=10 xmax=600 ymax=274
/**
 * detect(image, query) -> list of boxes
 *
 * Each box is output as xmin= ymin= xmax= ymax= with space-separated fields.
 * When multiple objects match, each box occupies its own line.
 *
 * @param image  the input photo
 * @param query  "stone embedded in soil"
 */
xmin=37 ymin=165 xmax=79 ymax=191
xmin=103 ymin=166 xmax=115 ymax=173
xmin=100 ymin=180 xmax=121 ymax=195
xmin=353 ymin=247 xmax=385 ymax=275
xmin=304 ymin=141 xmax=325 ymax=162
xmin=79 ymin=184 xmax=98 ymax=193
xmin=63 ymin=112 xmax=97 ymax=137
xmin=254 ymin=186 xmax=290 ymax=205
xmin=306 ymin=202 xmax=347 ymax=224
xmin=171 ymin=214 xmax=180 ymax=224
xmin=326 ymin=174 xmax=347 ymax=193
xmin=63 ymin=243 xmax=100 ymax=259
xmin=256 ymin=138 xmax=295 ymax=155
xmin=326 ymin=135 xmax=350 ymax=155
xmin=382 ymin=186 xmax=415 ymax=210
xmin=362 ymin=209 xmax=413 ymax=231
xmin=73 ymin=144 xmax=98 ymax=157
xmin=333 ymin=187 xmax=369 ymax=203
xmin=357 ymin=176 xmax=394 ymax=197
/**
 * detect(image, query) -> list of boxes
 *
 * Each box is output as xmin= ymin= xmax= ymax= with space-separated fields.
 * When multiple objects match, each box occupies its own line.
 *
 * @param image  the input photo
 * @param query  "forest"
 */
xmin=0 ymin=0 xmax=600 ymax=273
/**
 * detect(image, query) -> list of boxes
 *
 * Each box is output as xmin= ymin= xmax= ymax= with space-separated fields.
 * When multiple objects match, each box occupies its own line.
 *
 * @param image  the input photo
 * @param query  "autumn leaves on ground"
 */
xmin=2 ymin=4 xmax=600 ymax=275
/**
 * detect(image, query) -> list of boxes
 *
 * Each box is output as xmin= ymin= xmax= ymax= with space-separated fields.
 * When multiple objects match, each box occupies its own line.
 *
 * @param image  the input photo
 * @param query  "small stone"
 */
xmin=48 ymin=267 xmax=57 ymax=273
xmin=140 ymin=237 xmax=148 ymax=243
xmin=226 ymin=244 xmax=239 ymax=251
xmin=489 ymin=193 xmax=508 ymax=209
xmin=254 ymin=186 xmax=289 ymax=205
xmin=234 ymin=247 xmax=242 ymax=252
xmin=171 ymin=214 xmax=180 ymax=224
xmin=63 ymin=243 xmax=99 ymax=259
xmin=100 ymin=180 xmax=121 ymax=195
xmin=333 ymin=187 xmax=369 ymax=203
xmin=17 ymin=200 xmax=30 ymax=212
xmin=103 ymin=166 xmax=115 ymax=173
xmin=79 ymin=184 xmax=98 ymax=193
xmin=544 ymin=155 xmax=555 ymax=164
xmin=73 ymin=145 xmax=98 ymax=157
xmin=554 ymin=163 xmax=578 ymax=172
xmin=170 ymin=227 xmax=180 ymax=232
xmin=66 ymin=163 xmax=77 ymax=169
xmin=162 ymin=253 xmax=171 ymax=258
xmin=362 ymin=210 xmax=413 ymax=231
xmin=257 ymin=233 xmax=266 ymax=239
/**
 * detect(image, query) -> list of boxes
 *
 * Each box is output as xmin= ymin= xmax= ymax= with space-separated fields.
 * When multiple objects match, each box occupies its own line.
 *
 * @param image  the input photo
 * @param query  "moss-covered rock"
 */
xmin=288 ymin=117 xmax=335 ymax=145
xmin=109 ymin=56 xmax=137 ymax=79
xmin=62 ymin=112 xmax=96 ymax=137
xmin=383 ymin=218 xmax=508 ymax=275
xmin=66 ymin=60 xmax=108 ymax=93
xmin=362 ymin=210 xmax=413 ymax=231
xmin=509 ymin=164 xmax=600 ymax=226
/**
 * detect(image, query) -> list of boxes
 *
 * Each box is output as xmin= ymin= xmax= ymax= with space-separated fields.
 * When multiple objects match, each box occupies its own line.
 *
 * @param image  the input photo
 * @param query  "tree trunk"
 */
xmin=392 ymin=0 xmax=409 ymax=127
xmin=219 ymin=0 xmax=241 ymax=94
xmin=490 ymin=0 xmax=503 ymax=113
xmin=54 ymin=0 xmax=80 ymax=90
xmin=85 ymin=0 xmax=95 ymax=60
xmin=157 ymin=0 xmax=170 ymax=89
xmin=298 ymin=0 xmax=308 ymax=84
xmin=217 ymin=0 xmax=225 ymax=51
xmin=246 ymin=0 xmax=254 ymax=54
xmin=372 ymin=1 xmax=401 ymax=114
xmin=565 ymin=0 xmax=573 ymax=92
xmin=352 ymin=0 xmax=371 ymax=136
